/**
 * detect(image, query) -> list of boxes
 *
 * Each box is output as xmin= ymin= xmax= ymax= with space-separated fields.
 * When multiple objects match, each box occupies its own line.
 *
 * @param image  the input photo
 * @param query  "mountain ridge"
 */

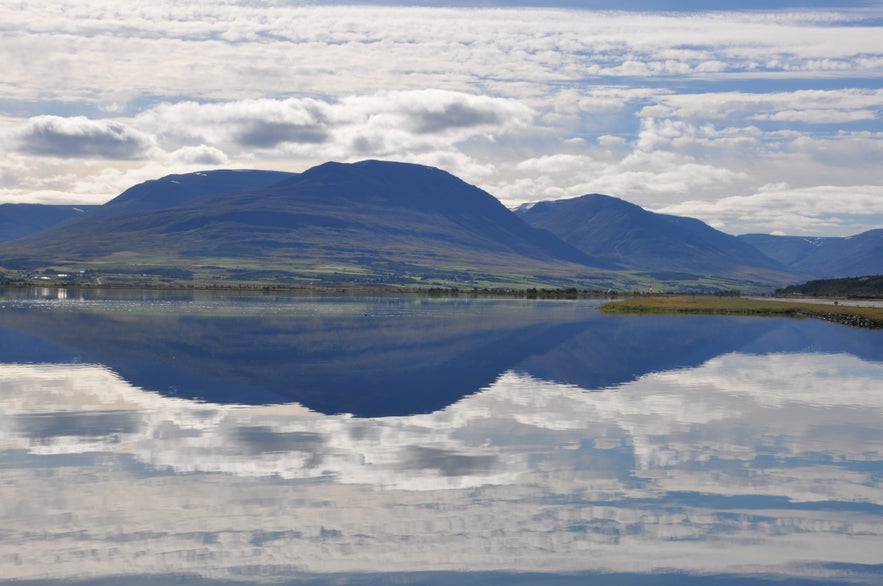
xmin=0 ymin=161 xmax=877 ymax=290
xmin=738 ymin=231 xmax=883 ymax=278
xmin=515 ymin=193 xmax=800 ymax=284
xmin=0 ymin=160 xmax=618 ymax=289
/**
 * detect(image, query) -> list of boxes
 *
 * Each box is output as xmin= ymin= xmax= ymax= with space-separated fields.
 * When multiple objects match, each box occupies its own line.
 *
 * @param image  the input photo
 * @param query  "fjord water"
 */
xmin=1 ymin=289 xmax=881 ymax=585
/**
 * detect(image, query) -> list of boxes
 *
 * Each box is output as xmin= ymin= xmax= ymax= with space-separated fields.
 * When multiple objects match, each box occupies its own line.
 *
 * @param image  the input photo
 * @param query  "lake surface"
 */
xmin=1 ymin=288 xmax=881 ymax=585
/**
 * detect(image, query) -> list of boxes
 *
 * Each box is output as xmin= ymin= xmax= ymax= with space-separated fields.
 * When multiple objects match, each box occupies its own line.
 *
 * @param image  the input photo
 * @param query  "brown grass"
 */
xmin=599 ymin=295 xmax=883 ymax=328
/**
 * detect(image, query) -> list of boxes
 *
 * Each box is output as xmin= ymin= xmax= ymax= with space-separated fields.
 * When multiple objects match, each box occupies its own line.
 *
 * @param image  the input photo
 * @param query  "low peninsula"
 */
xmin=599 ymin=295 xmax=883 ymax=329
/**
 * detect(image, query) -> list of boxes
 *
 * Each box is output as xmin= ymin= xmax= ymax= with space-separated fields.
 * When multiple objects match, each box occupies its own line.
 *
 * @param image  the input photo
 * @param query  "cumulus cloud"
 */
xmin=13 ymin=116 xmax=153 ymax=159
xmin=0 ymin=90 xmax=531 ymax=204
xmin=136 ymin=91 xmax=532 ymax=161
xmin=406 ymin=99 xmax=511 ymax=134
xmin=234 ymin=120 xmax=328 ymax=148
xmin=167 ymin=144 xmax=228 ymax=166
xmin=138 ymin=98 xmax=333 ymax=150
xmin=657 ymin=184 xmax=883 ymax=236
xmin=334 ymin=90 xmax=533 ymax=156
xmin=0 ymin=2 xmax=880 ymax=235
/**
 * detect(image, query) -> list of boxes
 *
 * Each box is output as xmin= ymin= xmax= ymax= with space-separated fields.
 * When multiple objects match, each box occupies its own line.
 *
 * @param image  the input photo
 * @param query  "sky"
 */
xmin=0 ymin=0 xmax=881 ymax=236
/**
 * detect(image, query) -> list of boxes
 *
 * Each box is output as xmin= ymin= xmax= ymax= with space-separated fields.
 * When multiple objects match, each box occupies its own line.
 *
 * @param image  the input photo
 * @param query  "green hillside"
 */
xmin=776 ymin=275 xmax=883 ymax=298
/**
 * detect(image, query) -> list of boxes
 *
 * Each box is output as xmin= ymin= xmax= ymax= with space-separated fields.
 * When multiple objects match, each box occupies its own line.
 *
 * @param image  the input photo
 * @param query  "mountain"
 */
xmin=0 ymin=203 xmax=98 ymax=243
xmin=0 ymin=160 xmax=612 ymax=288
xmin=88 ymin=169 xmax=296 ymax=218
xmin=516 ymin=194 xmax=799 ymax=285
xmin=739 ymin=231 xmax=883 ymax=278
xmin=0 ymin=169 xmax=292 ymax=251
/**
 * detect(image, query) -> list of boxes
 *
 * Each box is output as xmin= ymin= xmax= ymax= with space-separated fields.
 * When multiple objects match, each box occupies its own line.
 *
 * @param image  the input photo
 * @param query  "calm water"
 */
xmin=1 ymin=288 xmax=882 ymax=585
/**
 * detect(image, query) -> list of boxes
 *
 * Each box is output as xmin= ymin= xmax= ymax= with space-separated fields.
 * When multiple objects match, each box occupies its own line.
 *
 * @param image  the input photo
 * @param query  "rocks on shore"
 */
xmin=800 ymin=311 xmax=883 ymax=329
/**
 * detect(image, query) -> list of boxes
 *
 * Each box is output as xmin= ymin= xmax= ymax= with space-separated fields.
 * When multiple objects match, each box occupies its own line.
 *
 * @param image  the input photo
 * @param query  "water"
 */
xmin=1 ymin=288 xmax=881 ymax=585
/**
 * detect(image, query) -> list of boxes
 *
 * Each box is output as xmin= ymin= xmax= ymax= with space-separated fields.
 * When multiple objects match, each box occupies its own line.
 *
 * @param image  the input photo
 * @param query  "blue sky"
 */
xmin=1 ymin=0 xmax=881 ymax=236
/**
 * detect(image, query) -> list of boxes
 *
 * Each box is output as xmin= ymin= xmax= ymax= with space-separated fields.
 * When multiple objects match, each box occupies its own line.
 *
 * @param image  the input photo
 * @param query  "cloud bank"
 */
xmin=0 ymin=1 xmax=880 ymax=235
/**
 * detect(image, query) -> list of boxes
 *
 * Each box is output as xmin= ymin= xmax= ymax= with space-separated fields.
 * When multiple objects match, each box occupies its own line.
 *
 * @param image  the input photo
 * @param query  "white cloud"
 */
xmin=136 ymin=90 xmax=532 ymax=162
xmin=1 ymin=3 xmax=880 ymax=108
xmin=597 ymin=134 xmax=628 ymax=148
xmin=0 ymin=91 xmax=532 ymax=204
xmin=515 ymin=153 xmax=600 ymax=175
xmin=2 ymin=349 xmax=882 ymax=581
xmin=11 ymin=115 xmax=154 ymax=160
xmin=756 ymin=109 xmax=876 ymax=123
xmin=166 ymin=144 xmax=229 ymax=166
xmin=657 ymin=184 xmax=883 ymax=236
xmin=139 ymin=98 xmax=334 ymax=151
xmin=334 ymin=90 xmax=534 ymax=155
xmin=0 ymin=2 xmax=879 ymax=235
xmin=639 ymin=89 xmax=883 ymax=125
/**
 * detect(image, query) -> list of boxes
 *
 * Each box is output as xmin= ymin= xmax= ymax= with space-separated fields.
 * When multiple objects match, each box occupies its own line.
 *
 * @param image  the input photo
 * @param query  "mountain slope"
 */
xmin=740 ymin=231 xmax=883 ymax=278
xmin=0 ymin=160 xmax=612 ymax=287
xmin=516 ymin=194 xmax=799 ymax=284
xmin=0 ymin=204 xmax=98 ymax=243
xmin=88 ymin=169 xmax=297 ymax=218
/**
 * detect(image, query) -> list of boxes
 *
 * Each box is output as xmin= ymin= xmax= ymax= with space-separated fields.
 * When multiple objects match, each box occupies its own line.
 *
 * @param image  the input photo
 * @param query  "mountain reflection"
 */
xmin=2 ymin=290 xmax=881 ymax=416
xmin=3 ymin=352 xmax=882 ymax=490
xmin=1 ymin=291 xmax=882 ymax=584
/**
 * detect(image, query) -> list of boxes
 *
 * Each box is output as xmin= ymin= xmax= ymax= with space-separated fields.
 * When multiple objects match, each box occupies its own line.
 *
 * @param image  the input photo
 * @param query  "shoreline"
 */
xmin=599 ymin=295 xmax=883 ymax=329
xmin=0 ymin=282 xmax=618 ymax=300
xmin=747 ymin=295 xmax=883 ymax=308
xmin=5 ymin=283 xmax=882 ymax=329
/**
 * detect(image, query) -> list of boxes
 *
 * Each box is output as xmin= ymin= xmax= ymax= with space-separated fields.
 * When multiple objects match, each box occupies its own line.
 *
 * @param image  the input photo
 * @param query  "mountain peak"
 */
xmin=273 ymin=159 xmax=502 ymax=217
xmin=739 ymin=230 xmax=883 ymax=278
xmin=0 ymin=159 xmax=601 ymax=282
xmin=520 ymin=193 xmax=629 ymax=209
xmin=101 ymin=168 xmax=296 ymax=216
xmin=517 ymin=191 xmax=795 ymax=282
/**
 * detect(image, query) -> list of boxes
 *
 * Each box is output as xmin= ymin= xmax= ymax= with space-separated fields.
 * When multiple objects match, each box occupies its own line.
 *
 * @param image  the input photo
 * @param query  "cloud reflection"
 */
xmin=1 ymin=352 xmax=882 ymax=583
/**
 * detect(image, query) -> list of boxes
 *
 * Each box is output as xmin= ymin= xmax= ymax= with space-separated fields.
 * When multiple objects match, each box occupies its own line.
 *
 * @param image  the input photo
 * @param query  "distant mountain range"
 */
xmin=0 ymin=203 xmax=98 ymax=243
xmin=0 ymin=160 xmax=879 ymax=290
xmin=738 ymin=232 xmax=883 ymax=278
xmin=514 ymin=194 xmax=793 ymax=284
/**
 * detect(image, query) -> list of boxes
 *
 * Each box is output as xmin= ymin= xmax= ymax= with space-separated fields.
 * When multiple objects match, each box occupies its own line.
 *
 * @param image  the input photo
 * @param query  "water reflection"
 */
xmin=0 ymin=291 xmax=603 ymax=414
xmin=0 ymin=291 xmax=881 ymax=584
xmin=3 ymin=289 xmax=880 ymax=416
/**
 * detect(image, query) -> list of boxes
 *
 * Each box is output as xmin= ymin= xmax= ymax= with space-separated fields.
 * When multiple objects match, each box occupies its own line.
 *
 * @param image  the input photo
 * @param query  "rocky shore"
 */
xmin=801 ymin=311 xmax=883 ymax=329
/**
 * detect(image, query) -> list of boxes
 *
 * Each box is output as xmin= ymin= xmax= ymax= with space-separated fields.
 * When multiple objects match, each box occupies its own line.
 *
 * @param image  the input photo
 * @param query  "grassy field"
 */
xmin=599 ymin=295 xmax=883 ymax=328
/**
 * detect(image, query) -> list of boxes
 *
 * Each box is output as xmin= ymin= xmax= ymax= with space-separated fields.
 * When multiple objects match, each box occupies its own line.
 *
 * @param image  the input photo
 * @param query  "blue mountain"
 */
xmin=0 ymin=203 xmax=97 ymax=243
xmin=90 ymin=168 xmax=297 ymax=217
xmin=516 ymin=194 xmax=799 ymax=283
xmin=739 ymin=231 xmax=883 ymax=278
xmin=0 ymin=160 xmax=608 ymax=287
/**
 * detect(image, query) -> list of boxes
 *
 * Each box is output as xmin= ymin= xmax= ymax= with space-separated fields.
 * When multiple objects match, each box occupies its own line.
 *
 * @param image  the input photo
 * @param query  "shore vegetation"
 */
xmin=600 ymin=295 xmax=883 ymax=329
